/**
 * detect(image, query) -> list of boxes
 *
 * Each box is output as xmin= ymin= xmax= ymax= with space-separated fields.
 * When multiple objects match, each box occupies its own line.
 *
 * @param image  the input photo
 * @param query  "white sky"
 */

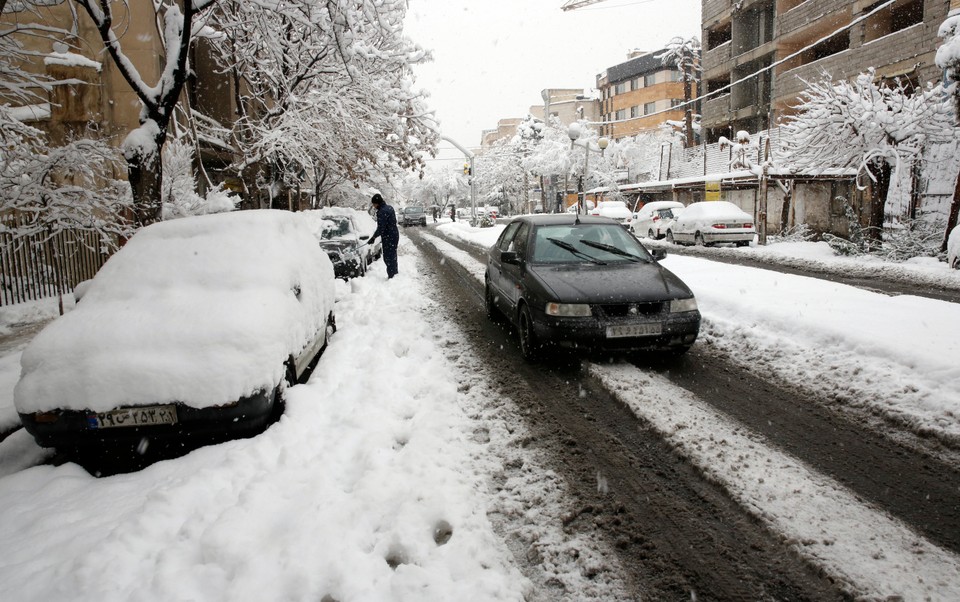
xmin=404 ymin=0 xmax=702 ymax=166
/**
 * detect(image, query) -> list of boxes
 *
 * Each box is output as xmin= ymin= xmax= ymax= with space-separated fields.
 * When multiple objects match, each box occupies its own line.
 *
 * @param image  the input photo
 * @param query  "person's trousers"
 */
xmin=383 ymin=240 xmax=398 ymax=278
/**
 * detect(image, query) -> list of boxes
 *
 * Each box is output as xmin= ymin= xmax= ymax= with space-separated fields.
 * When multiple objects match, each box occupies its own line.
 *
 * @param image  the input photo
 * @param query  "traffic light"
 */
xmin=463 ymin=163 xmax=471 ymax=176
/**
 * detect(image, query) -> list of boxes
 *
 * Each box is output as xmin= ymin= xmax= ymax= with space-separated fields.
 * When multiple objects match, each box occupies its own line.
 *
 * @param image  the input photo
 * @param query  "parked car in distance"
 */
xmin=667 ymin=201 xmax=756 ymax=247
xmin=632 ymin=200 xmax=685 ymax=239
xmin=15 ymin=210 xmax=337 ymax=460
xmin=485 ymin=214 xmax=700 ymax=360
xmin=400 ymin=205 xmax=428 ymax=227
xmin=590 ymin=200 xmax=633 ymax=228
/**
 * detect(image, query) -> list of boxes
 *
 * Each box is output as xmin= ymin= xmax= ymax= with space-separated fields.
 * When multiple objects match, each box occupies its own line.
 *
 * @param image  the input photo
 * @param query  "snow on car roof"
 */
xmin=305 ymin=206 xmax=377 ymax=237
xmin=682 ymin=201 xmax=751 ymax=218
xmin=15 ymin=210 xmax=336 ymax=414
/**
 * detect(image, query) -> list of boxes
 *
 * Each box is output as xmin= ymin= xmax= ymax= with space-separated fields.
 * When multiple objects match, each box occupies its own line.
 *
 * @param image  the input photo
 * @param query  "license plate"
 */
xmin=606 ymin=323 xmax=662 ymax=338
xmin=89 ymin=404 xmax=178 ymax=429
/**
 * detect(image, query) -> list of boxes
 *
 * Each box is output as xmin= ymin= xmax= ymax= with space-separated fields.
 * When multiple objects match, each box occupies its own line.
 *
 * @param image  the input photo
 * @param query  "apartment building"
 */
xmin=537 ymin=88 xmax=601 ymax=126
xmin=596 ymin=49 xmax=690 ymax=140
xmin=700 ymin=0 xmax=952 ymax=143
xmin=2 ymin=1 xmax=238 ymax=182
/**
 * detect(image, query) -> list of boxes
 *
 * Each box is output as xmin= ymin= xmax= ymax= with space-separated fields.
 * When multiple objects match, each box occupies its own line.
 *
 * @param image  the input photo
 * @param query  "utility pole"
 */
xmin=441 ymin=135 xmax=476 ymax=222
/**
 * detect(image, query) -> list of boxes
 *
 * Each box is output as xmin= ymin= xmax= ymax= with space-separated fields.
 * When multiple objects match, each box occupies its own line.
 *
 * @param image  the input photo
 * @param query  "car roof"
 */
xmin=513 ymin=214 xmax=619 ymax=226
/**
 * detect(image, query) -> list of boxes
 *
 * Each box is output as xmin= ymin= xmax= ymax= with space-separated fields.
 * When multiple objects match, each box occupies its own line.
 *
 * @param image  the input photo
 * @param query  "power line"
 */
xmin=589 ymin=0 xmax=899 ymax=128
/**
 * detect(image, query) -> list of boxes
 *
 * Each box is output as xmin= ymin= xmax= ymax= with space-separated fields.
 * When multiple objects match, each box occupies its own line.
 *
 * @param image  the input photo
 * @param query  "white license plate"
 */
xmin=606 ymin=323 xmax=662 ymax=338
xmin=90 ymin=404 xmax=178 ymax=429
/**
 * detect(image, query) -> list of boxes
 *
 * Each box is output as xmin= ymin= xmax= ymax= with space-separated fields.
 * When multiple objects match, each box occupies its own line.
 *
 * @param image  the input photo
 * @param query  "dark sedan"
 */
xmin=485 ymin=215 xmax=700 ymax=359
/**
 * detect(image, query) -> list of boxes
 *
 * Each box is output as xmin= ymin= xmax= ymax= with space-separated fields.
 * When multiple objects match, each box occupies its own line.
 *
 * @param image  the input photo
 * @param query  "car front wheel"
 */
xmin=695 ymin=232 xmax=706 ymax=246
xmin=485 ymin=280 xmax=503 ymax=323
xmin=518 ymin=304 xmax=540 ymax=361
xmin=648 ymin=229 xmax=655 ymax=239
xmin=666 ymin=230 xmax=675 ymax=244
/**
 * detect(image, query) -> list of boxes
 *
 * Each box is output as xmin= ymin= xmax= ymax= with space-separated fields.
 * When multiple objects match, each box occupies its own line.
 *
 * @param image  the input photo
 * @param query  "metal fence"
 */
xmin=0 ymin=218 xmax=110 ymax=307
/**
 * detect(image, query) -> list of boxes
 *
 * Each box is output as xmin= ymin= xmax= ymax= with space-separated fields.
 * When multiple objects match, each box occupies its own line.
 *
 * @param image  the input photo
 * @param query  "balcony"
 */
xmin=703 ymin=0 xmax=731 ymax=25
xmin=700 ymin=93 xmax=731 ymax=127
xmin=702 ymin=40 xmax=731 ymax=75
xmin=778 ymin=0 xmax=848 ymax=40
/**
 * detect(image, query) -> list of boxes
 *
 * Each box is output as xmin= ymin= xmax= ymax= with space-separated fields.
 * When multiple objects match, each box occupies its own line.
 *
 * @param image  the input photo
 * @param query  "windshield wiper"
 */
xmin=579 ymin=240 xmax=648 ymax=263
xmin=545 ymin=237 xmax=606 ymax=264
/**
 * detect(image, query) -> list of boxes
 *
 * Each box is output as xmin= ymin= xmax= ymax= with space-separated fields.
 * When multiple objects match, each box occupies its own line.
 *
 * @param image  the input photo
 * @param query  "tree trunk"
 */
xmin=943 ymin=174 xmax=960 ymax=252
xmin=127 ymin=146 xmax=164 ymax=228
xmin=868 ymin=161 xmax=892 ymax=249
xmin=780 ymin=190 xmax=792 ymax=235
xmin=683 ymin=77 xmax=694 ymax=148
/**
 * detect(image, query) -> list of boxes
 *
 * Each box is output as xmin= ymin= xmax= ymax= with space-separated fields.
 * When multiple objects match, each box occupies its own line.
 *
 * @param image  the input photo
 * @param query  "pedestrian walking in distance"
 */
xmin=368 ymin=193 xmax=399 ymax=278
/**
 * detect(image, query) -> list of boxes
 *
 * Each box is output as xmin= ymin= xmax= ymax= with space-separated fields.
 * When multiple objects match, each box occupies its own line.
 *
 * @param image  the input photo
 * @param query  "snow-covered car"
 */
xmin=631 ymin=200 xmax=685 ymax=239
xmin=307 ymin=206 xmax=380 ymax=265
xmin=400 ymin=205 xmax=427 ymax=227
xmin=667 ymin=201 xmax=756 ymax=247
xmin=312 ymin=214 xmax=371 ymax=280
xmin=949 ymin=223 xmax=960 ymax=269
xmin=485 ymin=214 xmax=700 ymax=360
xmin=590 ymin=200 xmax=633 ymax=228
xmin=15 ymin=210 xmax=337 ymax=454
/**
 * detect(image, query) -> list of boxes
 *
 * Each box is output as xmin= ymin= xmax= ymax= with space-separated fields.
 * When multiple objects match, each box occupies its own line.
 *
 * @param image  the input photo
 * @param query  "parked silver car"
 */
xmin=666 ymin=201 xmax=755 ymax=247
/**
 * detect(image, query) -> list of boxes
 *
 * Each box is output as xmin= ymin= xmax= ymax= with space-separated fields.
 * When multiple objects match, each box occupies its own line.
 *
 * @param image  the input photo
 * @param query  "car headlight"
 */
xmin=670 ymin=297 xmax=698 ymax=313
xmin=545 ymin=302 xmax=592 ymax=317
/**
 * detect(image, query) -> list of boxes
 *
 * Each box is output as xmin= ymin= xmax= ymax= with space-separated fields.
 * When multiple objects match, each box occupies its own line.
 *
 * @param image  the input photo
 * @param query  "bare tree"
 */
xmin=936 ymin=13 xmax=960 ymax=252
xmin=73 ymin=0 xmax=219 ymax=227
xmin=657 ymin=36 xmax=700 ymax=148
xmin=779 ymin=71 xmax=954 ymax=247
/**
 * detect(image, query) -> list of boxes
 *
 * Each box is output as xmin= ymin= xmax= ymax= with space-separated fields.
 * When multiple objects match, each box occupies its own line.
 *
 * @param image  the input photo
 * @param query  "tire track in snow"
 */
xmin=589 ymin=363 xmax=960 ymax=600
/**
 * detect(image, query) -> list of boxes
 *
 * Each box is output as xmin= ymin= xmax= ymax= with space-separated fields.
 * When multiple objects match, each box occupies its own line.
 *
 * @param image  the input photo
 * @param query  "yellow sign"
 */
xmin=705 ymin=181 xmax=721 ymax=201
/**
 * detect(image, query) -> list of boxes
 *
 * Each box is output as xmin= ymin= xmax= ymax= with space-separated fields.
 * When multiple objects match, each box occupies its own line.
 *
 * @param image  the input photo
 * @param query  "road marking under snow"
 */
xmin=588 ymin=363 xmax=960 ymax=600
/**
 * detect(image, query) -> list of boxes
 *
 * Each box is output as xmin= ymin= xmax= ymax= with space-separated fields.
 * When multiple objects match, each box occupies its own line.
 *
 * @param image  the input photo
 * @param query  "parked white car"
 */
xmin=590 ymin=200 xmax=633 ymax=228
xmin=667 ymin=201 xmax=756 ymax=247
xmin=15 ymin=210 xmax=338 ymax=457
xmin=631 ymin=200 xmax=685 ymax=239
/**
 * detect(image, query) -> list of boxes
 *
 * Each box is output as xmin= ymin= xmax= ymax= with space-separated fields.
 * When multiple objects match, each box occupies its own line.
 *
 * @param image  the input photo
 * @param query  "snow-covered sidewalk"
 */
xmin=0 ymin=239 xmax=631 ymax=602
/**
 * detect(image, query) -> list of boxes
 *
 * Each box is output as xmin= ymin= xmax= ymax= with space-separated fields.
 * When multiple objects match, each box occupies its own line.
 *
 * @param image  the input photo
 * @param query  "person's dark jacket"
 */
xmin=370 ymin=204 xmax=399 ymax=244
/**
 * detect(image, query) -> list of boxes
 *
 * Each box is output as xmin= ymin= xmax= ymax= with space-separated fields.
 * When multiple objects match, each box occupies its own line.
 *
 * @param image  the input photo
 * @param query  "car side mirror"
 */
xmin=501 ymin=251 xmax=521 ymax=266
xmin=651 ymin=249 xmax=667 ymax=261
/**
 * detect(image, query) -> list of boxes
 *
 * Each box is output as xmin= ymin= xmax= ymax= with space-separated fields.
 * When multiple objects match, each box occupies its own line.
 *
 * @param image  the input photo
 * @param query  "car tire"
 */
xmin=695 ymin=232 xmax=705 ymax=246
xmin=735 ymin=241 xmax=749 ymax=248
xmin=666 ymin=230 xmax=675 ymax=244
xmin=518 ymin=304 xmax=540 ymax=361
xmin=485 ymin=280 xmax=504 ymax=323
xmin=648 ymin=229 xmax=655 ymax=239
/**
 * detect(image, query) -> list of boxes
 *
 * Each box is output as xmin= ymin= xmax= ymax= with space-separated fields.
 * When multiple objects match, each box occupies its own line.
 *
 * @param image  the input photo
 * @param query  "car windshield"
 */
xmin=531 ymin=224 xmax=653 ymax=264
xmin=405 ymin=207 xmax=424 ymax=214
xmin=320 ymin=217 xmax=354 ymax=240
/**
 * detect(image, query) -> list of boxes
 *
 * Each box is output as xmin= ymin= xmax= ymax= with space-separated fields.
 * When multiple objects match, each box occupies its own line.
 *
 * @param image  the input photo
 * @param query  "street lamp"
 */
xmin=567 ymin=124 xmax=609 ymax=214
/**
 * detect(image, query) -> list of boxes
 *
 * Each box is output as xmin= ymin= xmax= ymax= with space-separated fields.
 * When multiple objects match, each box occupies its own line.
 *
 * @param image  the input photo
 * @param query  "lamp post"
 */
xmin=567 ymin=124 xmax=609 ymax=214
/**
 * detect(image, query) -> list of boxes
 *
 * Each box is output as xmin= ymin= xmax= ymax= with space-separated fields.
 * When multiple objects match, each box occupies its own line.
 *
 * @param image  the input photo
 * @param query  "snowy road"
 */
xmin=415 ymin=223 xmax=960 ymax=600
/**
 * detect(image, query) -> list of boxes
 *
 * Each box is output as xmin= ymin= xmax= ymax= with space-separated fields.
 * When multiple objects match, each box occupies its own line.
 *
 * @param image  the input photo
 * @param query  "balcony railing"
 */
xmin=702 ymin=40 xmax=731 ymax=74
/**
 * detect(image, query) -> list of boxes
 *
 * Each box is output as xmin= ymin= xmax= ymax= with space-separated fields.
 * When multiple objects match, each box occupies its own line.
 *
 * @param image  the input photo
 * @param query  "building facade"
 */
xmin=596 ymin=49 xmax=690 ymax=140
xmin=537 ymin=88 xmax=601 ymax=126
xmin=2 ymin=1 xmax=240 ymax=187
xmin=700 ymin=0 xmax=952 ymax=142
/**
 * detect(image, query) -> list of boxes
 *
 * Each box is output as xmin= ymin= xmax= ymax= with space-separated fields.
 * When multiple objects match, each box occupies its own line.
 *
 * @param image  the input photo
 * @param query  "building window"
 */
xmin=644 ymin=102 xmax=656 ymax=115
xmin=670 ymin=99 xmax=683 ymax=108
xmin=630 ymin=106 xmax=639 ymax=118
xmin=706 ymin=21 xmax=732 ymax=50
xmin=644 ymin=73 xmax=657 ymax=87
xmin=670 ymin=70 xmax=682 ymax=82
xmin=614 ymin=82 xmax=626 ymax=95
xmin=629 ymin=78 xmax=637 ymax=91
xmin=615 ymin=109 xmax=626 ymax=120
xmin=864 ymin=0 xmax=923 ymax=43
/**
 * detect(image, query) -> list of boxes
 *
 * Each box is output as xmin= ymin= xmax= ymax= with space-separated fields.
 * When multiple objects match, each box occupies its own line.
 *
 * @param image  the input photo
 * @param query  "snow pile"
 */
xmin=949 ymin=223 xmax=960 ymax=268
xmin=435 ymin=221 xmax=503 ymax=249
xmin=15 ymin=211 xmax=335 ymax=414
